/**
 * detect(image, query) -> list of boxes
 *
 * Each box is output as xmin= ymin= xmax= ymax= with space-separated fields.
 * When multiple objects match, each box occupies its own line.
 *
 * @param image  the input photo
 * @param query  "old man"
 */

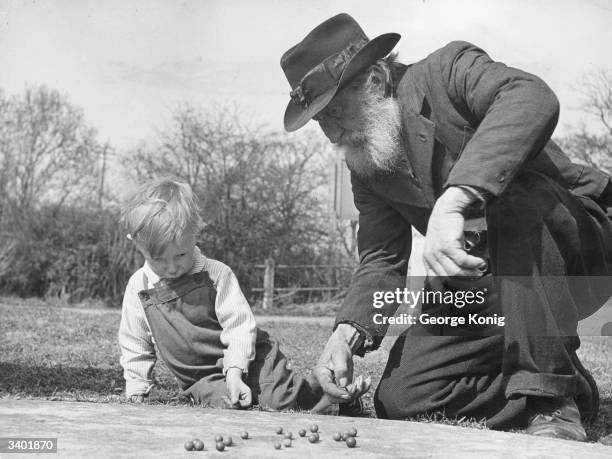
xmin=281 ymin=14 xmax=612 ymax=441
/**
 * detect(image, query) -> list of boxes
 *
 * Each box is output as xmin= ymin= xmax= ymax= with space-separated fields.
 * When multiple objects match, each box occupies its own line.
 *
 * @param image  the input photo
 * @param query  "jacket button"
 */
xmin=418 ymin=133 xmax=427 ymax=142
xmin=497 ymin=172 xmax=506 ymax=182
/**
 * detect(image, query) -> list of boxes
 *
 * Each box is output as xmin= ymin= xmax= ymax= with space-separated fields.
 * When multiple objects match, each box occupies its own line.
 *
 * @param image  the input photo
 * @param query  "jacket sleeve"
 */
xmin=334 ymin=174 xmax=412 ymax=350
xmin=439 ymin=41 xmax=560 ymax=196
xmin=530 ymin=140 xmax=610 ymax=200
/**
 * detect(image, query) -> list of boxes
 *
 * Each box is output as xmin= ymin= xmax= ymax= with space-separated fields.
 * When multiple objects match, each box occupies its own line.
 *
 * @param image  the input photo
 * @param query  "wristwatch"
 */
xmin=338 ymin=322 xmax=374 ymax=356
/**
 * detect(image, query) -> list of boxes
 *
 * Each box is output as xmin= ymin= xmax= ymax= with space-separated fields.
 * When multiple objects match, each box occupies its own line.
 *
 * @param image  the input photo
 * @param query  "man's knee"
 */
xmin=374 ymin=374 xmax=441 ymax=420
xmin=374 ymin=381 xmax=402 ymax=419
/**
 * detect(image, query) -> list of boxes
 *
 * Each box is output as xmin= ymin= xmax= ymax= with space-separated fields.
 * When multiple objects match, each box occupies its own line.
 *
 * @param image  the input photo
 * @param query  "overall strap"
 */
xmin=138 ymin=269 xmax=215 ymax=308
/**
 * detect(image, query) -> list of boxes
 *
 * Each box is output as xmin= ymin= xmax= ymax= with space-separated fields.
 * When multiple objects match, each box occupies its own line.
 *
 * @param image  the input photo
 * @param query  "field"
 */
xmin=0 ymin=298 xmax=610 ymax=444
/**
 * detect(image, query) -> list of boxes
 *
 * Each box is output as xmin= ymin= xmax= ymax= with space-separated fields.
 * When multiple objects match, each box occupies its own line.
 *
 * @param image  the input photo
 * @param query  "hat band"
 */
xmin=289 ymin=38 xmax=368 ymax=108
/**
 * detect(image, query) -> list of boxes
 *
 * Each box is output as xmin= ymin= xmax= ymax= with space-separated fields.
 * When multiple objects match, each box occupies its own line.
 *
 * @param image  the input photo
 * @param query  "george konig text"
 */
xmin=373 ymin=313 xmax=505 ymax=327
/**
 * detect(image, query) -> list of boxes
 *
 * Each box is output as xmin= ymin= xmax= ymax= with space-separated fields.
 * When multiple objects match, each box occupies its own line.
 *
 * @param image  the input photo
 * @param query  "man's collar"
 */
xmin=396 ymin=65 xmax=428 ymax=117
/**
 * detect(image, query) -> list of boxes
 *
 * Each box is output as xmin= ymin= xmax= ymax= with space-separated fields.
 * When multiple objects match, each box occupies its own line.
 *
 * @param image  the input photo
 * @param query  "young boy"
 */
xmin=118 ymin=178 xmax=366 ymax=412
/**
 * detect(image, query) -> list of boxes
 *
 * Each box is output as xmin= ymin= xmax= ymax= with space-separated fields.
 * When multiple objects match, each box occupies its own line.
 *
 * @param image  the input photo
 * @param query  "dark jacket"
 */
xmin=335 ymin=41 xmax=611 ymax=346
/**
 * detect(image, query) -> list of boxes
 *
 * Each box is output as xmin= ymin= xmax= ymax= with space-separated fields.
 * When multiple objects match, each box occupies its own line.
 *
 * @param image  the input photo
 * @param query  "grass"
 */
xmin=250 ymin=300 xmax=340 ymax=317
xmin=0 ymin=299 xmax=610 ymax=444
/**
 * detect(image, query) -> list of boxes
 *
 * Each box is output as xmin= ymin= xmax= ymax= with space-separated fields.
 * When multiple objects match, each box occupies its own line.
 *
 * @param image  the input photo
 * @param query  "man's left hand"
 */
xmin=423 ymin=187 xmax=487 ymax=278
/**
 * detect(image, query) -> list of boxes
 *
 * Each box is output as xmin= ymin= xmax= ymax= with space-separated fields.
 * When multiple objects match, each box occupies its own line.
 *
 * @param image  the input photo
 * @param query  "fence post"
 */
xmin=262 ymin=258 xmax=275 ymax=310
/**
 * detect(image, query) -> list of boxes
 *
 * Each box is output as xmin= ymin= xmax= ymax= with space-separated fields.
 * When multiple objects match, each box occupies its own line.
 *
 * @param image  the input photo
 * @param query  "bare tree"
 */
xmin=0 ymin=86 xmax=107 ymax=299
xmin=0 ymin=86 xmax=100 ymax=222
xmin=558 ymin=69 xmax=612 ymax=173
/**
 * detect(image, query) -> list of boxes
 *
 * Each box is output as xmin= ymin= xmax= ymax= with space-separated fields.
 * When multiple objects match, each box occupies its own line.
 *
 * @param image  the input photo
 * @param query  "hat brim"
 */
xmin=284 ymin=32 xmax=401 ymax=132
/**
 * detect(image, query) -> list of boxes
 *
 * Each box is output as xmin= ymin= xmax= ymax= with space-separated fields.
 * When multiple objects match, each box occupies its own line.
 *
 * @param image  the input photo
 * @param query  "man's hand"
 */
xmin=313 ymin=324 xmax=369 ymax=401
xmin=226 ymin=367 xmax=252 ymax=408
xmin=423 ymin=187 xmax=487 ymax=278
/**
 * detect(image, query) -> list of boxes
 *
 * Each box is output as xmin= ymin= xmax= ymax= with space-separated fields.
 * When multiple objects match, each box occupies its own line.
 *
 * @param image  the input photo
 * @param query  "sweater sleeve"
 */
xmin=210 ymin=262 xmax=257 ymax=373
xmin=118 ymin=274 xmax=156 ymax=397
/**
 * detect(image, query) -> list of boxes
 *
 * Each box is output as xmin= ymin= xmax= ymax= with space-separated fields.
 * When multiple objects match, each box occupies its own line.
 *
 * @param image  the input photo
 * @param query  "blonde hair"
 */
xmin=120 ymin=178 xmax=204 ymax=257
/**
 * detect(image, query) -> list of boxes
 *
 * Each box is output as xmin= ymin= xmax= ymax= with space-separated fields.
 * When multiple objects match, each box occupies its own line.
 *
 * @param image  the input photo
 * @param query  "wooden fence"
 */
xmin=252 ymin=258 xmax=355 ymax=309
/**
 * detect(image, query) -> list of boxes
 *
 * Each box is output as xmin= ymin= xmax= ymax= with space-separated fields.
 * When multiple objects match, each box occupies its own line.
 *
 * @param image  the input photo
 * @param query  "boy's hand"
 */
xmin=129 ymin=394 xmax=145 ymax=403
xmin=226 ymin=367 xmax=252 ymax=408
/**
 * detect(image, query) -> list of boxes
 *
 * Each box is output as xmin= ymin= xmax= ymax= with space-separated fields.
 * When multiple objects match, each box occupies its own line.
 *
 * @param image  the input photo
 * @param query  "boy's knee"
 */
xmin=183 ymin=375 xmax=227 ymax=407
xmin=256 ymin=384 xmax=297 ymax=411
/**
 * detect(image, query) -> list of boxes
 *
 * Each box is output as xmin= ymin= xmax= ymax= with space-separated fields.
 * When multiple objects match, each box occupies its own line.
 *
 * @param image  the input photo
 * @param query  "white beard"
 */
xmin=342 ymin=91 xmax=404 ymax=181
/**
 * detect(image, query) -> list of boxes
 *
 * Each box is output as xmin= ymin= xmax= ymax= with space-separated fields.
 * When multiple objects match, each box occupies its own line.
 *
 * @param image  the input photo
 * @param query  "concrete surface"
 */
xmin=1 ymin=400 xmax=611 ymax=458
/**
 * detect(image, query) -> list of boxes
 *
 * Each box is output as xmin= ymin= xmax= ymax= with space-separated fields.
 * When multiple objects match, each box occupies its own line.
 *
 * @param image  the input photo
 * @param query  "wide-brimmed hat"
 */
xmin=280 ymin=13 xmax=400 ymax=132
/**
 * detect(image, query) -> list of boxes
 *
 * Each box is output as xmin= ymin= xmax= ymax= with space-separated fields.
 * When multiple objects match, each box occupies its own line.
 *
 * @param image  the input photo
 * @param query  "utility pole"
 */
xmin=98 ymin=142 xmax=109 ymax=209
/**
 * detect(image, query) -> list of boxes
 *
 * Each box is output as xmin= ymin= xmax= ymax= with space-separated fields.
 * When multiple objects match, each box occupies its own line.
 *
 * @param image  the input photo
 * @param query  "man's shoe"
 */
xmin=526 ymin=397 xmax=587 ymax=442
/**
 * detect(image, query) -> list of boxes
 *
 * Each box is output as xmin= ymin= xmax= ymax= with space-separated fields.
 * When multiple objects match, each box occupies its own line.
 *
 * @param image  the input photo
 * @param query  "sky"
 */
xmin=0 ymin=0 xmax=611 ymax=151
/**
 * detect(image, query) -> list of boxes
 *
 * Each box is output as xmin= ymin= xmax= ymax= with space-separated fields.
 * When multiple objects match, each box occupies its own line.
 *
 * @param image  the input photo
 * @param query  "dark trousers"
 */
xmin=375 ymin=172 xmax=612 ymax=429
